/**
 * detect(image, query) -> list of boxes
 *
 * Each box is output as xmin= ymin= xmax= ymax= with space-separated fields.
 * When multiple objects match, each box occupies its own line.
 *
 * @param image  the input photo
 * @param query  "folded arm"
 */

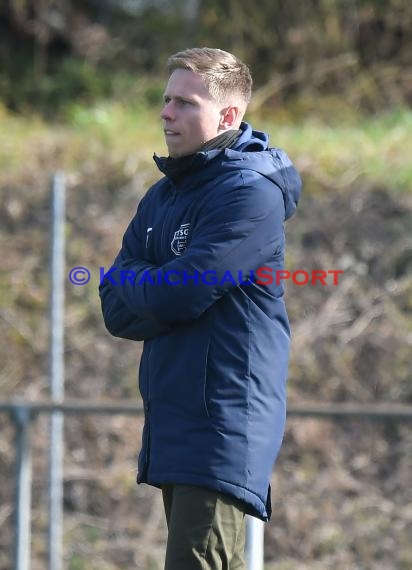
xmin=102 ymin=172 xmax=286 ymax=324
xmin=99 ymin=199 xmax=172 ymax=340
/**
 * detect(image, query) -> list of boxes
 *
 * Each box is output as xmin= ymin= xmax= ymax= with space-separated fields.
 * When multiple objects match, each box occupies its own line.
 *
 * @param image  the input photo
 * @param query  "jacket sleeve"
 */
xmin=102 ymin=171 xmax=286 ymax=324
xmin=99 ymin=282 xmax=172 ymax=340
xmin=99 ymin=199 xmax=172 ymax=340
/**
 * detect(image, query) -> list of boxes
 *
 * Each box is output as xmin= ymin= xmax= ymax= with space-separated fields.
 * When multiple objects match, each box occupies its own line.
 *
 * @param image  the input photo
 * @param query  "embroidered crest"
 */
xmin=171 ymin=223 xmax=191 ymax=256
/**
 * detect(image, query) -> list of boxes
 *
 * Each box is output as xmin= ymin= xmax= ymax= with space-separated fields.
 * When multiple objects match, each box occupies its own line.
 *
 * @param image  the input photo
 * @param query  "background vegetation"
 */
xmin=0 ymin=1 xmax=411 ymax=569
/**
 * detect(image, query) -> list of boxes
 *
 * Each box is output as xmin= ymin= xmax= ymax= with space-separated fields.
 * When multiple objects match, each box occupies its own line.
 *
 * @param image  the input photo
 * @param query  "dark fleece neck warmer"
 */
xmin=154 ymin=129 xmax=241 ymax=181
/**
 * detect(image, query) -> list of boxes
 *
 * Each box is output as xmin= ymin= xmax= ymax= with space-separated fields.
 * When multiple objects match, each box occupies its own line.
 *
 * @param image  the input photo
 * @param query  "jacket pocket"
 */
xmin=138 ymin=341 xmax=151 ymax=402
xmin=149 ymin=323 xmax=211 ymax=419
xmin=202 ymin=337 xmax=211 ymax=418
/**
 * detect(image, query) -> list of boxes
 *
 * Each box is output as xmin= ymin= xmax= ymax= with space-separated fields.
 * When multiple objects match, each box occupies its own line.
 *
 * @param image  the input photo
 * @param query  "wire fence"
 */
xmin=2 ymin=398 xmax=412 ymax=570
xmin=2 ymin=399 xmax=412 ymax=418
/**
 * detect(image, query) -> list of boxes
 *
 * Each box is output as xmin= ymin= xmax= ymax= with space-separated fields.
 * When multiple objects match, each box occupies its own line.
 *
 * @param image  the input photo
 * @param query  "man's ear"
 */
xmin=219 ymin=105 xmax=241 ymax=130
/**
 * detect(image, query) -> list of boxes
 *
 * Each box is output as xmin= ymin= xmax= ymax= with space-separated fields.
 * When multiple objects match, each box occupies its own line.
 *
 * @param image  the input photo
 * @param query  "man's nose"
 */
xmin=160 ymin=101 xmax=175 ymax=121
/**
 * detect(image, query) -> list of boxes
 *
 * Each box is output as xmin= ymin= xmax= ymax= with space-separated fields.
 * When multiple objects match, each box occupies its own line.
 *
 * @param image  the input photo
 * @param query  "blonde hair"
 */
xmin=167 ymin=47 xmax=252 ymax=109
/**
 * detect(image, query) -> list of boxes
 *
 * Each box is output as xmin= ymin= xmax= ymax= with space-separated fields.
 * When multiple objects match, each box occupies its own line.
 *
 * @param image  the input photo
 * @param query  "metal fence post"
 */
xmin=48 ymin=172 xmax=66 ymax=570
xmin=245 ymin=515 xmax=264 ymax=570
xmin=14 ymin=406 xmax=33 ymax=570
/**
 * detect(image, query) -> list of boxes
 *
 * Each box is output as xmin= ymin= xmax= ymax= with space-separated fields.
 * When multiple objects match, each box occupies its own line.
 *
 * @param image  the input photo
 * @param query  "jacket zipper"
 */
xmin=161 ymin=184 xmax=177 ymax=253
xmin=141 ymin=183 xmax=176 ymax=480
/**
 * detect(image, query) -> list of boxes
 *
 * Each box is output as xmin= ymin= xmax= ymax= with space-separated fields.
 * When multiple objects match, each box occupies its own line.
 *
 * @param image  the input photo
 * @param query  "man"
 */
xmin=99 ymin=47 xmax=301 ymax=570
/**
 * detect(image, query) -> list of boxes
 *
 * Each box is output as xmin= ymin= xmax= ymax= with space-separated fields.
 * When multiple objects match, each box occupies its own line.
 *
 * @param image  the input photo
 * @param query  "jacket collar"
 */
xmin=153 ymin=129 xmax=241 ymax=181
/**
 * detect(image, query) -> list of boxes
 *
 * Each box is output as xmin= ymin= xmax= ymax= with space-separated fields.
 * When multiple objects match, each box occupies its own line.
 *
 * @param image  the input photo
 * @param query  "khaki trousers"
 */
xmin=162 ymin=484 xmax=246 ymax=570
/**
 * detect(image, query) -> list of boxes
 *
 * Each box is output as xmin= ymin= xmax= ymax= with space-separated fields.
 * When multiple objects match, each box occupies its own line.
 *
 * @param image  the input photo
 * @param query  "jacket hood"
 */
xmin=226 ymin=122 xmax=302 ymax=220
xmin=154 ymin=121 xmax=301 ymax=221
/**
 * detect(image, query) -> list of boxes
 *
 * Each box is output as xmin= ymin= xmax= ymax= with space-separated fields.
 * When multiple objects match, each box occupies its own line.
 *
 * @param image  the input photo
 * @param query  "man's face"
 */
xmin=160 ymin=69 xmax=224 ymax=158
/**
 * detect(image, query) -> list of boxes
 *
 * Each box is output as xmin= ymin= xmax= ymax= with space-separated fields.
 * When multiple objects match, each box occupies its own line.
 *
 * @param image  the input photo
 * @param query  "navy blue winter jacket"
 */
xmin=99 ymin=122 xmax=301 ymax=520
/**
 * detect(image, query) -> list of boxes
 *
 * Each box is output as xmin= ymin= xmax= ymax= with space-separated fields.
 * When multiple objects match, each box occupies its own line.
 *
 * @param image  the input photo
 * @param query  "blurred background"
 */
xmin=0 ymin=1 xmax=411 ymax=569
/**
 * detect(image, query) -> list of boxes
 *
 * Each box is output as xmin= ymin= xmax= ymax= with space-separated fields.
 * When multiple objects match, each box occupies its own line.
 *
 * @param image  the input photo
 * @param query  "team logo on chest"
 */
xmin=171 ymin=222 xmax=191 ymax=256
